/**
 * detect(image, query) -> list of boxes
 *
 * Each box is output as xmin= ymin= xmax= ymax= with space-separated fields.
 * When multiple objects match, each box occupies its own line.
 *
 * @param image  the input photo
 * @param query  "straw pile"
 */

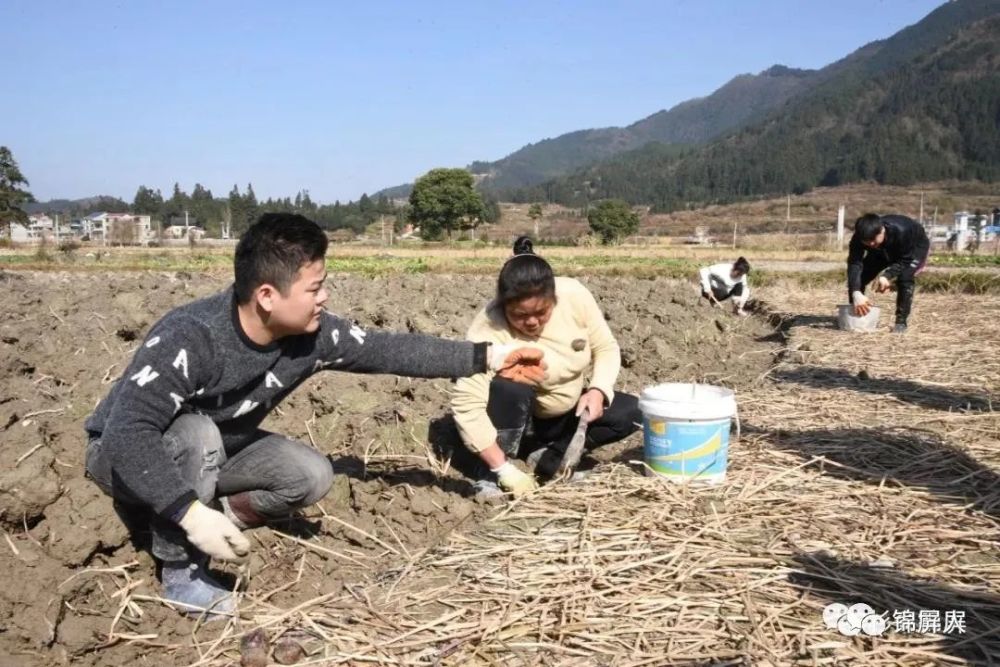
xmin=119 ymin=287 xmax=999 ymax=666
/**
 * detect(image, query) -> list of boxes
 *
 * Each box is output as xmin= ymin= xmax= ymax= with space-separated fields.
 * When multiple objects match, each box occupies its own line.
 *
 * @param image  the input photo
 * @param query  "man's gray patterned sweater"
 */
xmin=86 ymin=287 xmax=488 ymax=519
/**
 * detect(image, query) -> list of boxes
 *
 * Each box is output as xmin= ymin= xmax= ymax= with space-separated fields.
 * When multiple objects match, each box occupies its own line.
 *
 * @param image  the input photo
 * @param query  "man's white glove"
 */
xmin=490 ymin=461 xmax=538 ymax=498
xmin=489 ymin=343 xmax=520 ymax=371
xmin=874 ymin=276 xmax=891 ymax=293
xmin=852 ymin=291 xmax=871 ymax=316
xmin=178 ymin=500 xmax=251 ymax=562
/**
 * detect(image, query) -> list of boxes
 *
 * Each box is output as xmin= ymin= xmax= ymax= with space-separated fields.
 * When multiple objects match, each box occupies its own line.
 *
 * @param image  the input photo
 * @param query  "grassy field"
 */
xmin=3 ymin=238 xmax=997 ymax=266
xmin=2 ymin=243 xmax=998 ymax=293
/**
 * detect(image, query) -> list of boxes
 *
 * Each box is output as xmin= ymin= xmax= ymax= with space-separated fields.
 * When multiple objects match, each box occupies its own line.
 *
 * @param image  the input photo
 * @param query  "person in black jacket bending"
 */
xmin=847 ymin=213 xmax=930 ymax=333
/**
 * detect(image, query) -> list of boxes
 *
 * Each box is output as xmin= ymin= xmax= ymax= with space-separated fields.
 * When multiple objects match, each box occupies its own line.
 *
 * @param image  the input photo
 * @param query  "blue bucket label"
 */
xmin=643 ymin=417 xmax=731 ymax=479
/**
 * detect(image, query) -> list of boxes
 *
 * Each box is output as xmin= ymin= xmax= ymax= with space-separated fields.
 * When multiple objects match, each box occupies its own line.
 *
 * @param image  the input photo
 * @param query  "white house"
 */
xmin=82 ymin=212 xmax=153 ymax=244
xmin=28 ymin=214 xmax=54 ymax=230
xmin=6 ymin=215 xmax=58 ymax=243
xmin=8 ymin=222 xmax=31 ymax=243
xmin=81 ymin=212 xmax=109 ymax=241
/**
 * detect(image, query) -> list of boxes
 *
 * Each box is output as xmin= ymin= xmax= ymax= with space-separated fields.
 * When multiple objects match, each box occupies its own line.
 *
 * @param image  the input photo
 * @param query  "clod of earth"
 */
xmin=273 ymin=637 xmax=306 ymax=664
xmin=240 ymin=627 xmax=269 ymax=667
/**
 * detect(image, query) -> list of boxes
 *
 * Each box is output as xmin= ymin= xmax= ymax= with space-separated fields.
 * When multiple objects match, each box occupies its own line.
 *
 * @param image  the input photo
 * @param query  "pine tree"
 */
xmin=0 ymin=146 xmax=33 ymax=236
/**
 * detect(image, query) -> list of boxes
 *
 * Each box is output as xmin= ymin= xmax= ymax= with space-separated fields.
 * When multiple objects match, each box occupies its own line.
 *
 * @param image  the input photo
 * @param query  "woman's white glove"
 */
xmin=178 ymin=500 xmax=251 ymax=562
xmin=490 ymin=461 xmax=538 ymax=498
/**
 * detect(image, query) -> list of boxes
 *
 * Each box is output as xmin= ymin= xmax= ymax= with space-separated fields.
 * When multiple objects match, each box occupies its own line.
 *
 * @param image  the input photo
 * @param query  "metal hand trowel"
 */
xmin=556 ymin=407 xmax=590 ymax=477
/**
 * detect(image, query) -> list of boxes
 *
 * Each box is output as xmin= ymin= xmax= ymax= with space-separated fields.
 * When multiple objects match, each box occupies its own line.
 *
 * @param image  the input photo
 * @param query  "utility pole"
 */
xmin=54 ymin=214 xmax=60 ymax=244
xmin=837 ymin=204 xmax=846 ymax=250
xmin=732 ymin=221 xmax=737 ymax=249
xmin=786 ymin=194 xmax=791 ymax=234
xmin=919 ymin=191 xmax=924 ymax=224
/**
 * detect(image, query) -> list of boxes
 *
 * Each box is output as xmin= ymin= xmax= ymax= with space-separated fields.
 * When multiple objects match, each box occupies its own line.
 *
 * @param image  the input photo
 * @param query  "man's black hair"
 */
xmin=496 ymin=236 xmax=556 ymax=306
xmin=234 ymin=213 xmax=328 ymax=304
xmin=855 ymin=213 xmax=884 ymax=243
xmin=734 ymin=256 xmax=751 ymax=275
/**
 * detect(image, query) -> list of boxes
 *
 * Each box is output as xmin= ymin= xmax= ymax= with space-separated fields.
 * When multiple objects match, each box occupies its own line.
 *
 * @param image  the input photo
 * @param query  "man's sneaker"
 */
xmin=161 ymin=559 xmax=236 ymax=620
xmin=892 ymin=323 xmax=908 ymax=334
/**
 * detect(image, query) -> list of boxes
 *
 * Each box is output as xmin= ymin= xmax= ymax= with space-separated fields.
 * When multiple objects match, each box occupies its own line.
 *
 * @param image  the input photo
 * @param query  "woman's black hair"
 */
xmin=496 ymin=236 xmax=556 ymax=305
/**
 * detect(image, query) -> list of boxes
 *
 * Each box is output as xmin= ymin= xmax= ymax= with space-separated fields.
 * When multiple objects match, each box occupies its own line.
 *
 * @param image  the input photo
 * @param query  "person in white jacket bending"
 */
xmin=699 ymin=257 xmax=751 ymax=316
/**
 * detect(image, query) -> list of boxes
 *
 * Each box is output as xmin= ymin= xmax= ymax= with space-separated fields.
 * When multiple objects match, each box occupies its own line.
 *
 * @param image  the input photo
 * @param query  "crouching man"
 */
xmin=84 ymin=213 xmax=545 ymax=618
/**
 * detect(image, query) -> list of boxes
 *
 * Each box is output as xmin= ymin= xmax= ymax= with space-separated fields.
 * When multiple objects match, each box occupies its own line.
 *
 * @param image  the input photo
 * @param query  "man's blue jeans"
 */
xmin=86 ymin=414 xmax=333 ymax=561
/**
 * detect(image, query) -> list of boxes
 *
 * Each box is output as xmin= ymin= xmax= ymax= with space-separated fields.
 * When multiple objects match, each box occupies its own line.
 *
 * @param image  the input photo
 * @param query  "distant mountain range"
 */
xmin=375 ymin=64 xmax=817 ymax=199
xmin=516 ymin=0 xmax=1000 ymax=210
xmin=376 ymin=0 xmax=1000 ymax=207
xmin=24 ymin=195 xmax=128 ymax=216
xmin=469 ymin=65 xmax=816 ymax=193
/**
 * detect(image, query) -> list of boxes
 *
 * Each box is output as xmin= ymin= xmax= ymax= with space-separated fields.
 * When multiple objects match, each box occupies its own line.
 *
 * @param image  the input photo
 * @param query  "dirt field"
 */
xmin=0 ymin=269 xmax=780 ymax=666
xmin=248 ymin=285 xmax=996 ymax=666
xmin=2 ymin=267 xmax=997 ymax=665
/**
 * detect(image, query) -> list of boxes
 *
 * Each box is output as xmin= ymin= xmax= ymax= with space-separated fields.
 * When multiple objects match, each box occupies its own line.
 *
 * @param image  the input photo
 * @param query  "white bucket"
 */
xmin=837 ymin=305 xmax=881 ymax=332
xmin=639 ymin=383 xmax=736 ymax=485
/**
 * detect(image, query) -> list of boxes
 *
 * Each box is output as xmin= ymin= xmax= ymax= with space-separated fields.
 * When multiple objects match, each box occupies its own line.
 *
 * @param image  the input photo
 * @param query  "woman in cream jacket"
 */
xmin=451 ymin=237 xmax=641 ymax=497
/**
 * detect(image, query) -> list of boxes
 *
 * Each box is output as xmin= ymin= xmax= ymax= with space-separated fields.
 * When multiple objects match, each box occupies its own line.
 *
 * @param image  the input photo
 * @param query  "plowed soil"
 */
xmin=0 ymin=270 xmax=777 ymax=665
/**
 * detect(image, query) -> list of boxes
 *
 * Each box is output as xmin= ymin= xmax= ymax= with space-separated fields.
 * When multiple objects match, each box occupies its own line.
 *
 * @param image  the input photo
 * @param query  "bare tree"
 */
xmin=109 ymin=219 xmax=138 ymax=246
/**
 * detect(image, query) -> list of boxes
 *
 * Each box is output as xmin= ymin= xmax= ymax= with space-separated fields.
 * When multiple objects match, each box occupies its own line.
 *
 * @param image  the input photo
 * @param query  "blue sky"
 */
xmin=5 ymin=0 xmax=944 ymax=203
